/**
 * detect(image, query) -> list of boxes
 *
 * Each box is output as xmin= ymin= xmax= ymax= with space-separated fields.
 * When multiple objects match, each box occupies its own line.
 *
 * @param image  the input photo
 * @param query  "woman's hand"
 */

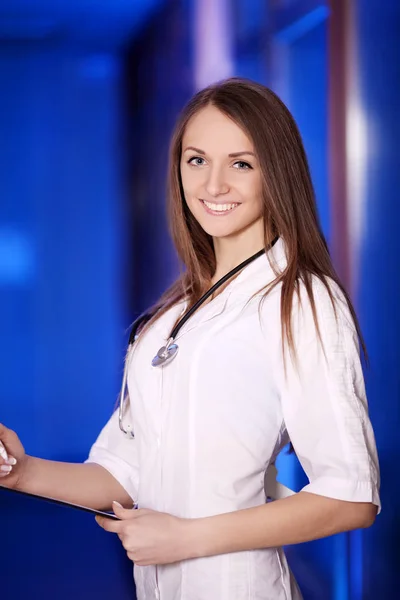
xmin=0 ymin=423 xmax=28 ymax=489
xmin=95 ymin=502 xmax=194 ymax=566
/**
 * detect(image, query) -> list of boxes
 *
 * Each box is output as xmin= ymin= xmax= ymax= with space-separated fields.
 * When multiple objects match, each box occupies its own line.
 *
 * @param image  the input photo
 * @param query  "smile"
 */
xmin=201 ymin=199 xmax=240 ymax=215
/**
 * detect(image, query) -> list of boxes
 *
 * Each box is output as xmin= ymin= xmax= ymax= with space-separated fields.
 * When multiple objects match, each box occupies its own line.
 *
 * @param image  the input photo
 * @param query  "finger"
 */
xmin=0 ymin=427 xmax=20 ymax=451
xmin=0 ymin=456 xmax=17 ymax=467
xmin=0 ymin=465 xmax=13 ymax=476
xmin=127 ymin=552 xmax=137 ymax=562
xmin=112 ymin=501 xmax=141 ymax=520
xmin=0 ymin=467 xmax=13 ymax=478
xmin=0 ymin=425 xmax=13 ymax=445
xmin=118 ymin=534 xmax=133 ymax=552
xmin=0 ymin=441 xmax=8 ymax=461
xmin=95 ymin=515 xmax=123 ymax=533
xmin=117 ymin=531 xmax=125 ymax=544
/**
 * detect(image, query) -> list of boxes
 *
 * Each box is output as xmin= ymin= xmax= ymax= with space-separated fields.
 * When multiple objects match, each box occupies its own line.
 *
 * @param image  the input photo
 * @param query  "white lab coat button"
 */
xmin=156 ymin=437 xmax=161 ymax=448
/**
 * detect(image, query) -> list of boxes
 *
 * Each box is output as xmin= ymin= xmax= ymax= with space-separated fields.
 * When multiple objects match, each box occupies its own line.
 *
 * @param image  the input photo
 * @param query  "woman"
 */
xmin=0 ymin=78 xmax=380 ymax=600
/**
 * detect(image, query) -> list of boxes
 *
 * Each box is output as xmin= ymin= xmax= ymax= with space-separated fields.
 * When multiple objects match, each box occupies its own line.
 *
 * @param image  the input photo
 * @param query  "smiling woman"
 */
xmin=180 ymin=106 xmax=264 ymax=263
xmin=0 ymin=77 xmax=380 ymax=600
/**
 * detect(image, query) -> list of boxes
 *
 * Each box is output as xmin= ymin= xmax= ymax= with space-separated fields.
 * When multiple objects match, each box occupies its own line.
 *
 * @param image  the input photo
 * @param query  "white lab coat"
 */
xmin=86 ymin=237 xmax=380 ymax=600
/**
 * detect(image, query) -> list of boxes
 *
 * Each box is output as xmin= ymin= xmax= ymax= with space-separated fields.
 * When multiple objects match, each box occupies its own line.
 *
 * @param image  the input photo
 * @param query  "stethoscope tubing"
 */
xmin=118 ymin=236 xmax=279 ymax=437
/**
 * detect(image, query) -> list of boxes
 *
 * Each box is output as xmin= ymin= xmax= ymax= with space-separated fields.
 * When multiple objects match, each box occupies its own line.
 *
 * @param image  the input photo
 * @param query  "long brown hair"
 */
xmin=137 ymin=77 xmax=366 ymax=365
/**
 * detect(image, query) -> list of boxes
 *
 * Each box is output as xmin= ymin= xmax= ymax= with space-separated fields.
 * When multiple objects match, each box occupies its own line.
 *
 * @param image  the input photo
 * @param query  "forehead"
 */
xmin=182 ymin=105 xmax=253 ymax=152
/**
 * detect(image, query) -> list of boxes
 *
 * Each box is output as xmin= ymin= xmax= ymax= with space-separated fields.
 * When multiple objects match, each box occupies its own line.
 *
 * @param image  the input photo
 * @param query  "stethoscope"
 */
xmin=118 ymin=236 xmax=279 ymax=438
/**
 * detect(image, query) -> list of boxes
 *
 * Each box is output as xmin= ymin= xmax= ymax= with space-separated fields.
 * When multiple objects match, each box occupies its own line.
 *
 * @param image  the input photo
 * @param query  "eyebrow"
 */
xmin=183 ymin=146 xmax=256 ymax=158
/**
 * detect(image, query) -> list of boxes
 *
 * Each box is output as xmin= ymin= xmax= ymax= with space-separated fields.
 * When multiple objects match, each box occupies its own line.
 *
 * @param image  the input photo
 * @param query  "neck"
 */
xmin=212 ymin=218 xmax=272 ymax=284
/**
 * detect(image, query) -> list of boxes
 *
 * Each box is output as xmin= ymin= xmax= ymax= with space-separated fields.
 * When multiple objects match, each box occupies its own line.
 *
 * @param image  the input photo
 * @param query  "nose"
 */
xmin=205 ymin=166 xmax=230 ymax=198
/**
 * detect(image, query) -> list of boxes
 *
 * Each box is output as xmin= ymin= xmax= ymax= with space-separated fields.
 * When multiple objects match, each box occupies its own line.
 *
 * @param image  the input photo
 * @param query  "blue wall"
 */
xmin=1 ymin=1 xmax=398 ymax=598
xmin=263 ymin=6 xmax=337 ymax=597
xmin=0 ymin=41 xmax=136 ymax=599
xmin=354 ymin=1 xmax=400 ymax=597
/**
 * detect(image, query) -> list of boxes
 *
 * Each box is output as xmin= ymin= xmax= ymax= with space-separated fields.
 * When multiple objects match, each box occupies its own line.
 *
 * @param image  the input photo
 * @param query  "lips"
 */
xmin=200 ymin=199 xmax=240 ymax=216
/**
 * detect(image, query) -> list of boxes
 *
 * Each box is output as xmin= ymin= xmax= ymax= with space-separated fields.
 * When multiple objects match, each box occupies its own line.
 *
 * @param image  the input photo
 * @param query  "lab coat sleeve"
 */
xmin=277 ymin=277 xmax=381 ymax=513
xmin=84 ymin=408 xmax=139 ymax=502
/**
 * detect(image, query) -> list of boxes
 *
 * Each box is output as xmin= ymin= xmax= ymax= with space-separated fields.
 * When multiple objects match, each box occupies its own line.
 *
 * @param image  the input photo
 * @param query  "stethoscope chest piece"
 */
xmin=152 ymin=341 xmax=179 ymax=367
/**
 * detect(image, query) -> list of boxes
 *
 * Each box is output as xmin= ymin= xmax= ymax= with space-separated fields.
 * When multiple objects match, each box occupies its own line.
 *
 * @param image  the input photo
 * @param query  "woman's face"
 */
xmin=180 ymin=105 xmax=263 ymax=241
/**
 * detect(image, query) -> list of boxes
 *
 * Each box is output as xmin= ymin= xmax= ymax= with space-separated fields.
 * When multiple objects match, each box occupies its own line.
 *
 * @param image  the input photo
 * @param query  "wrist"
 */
xmin=15 ymin=454 xmax=33 ymax=491
xmin=181 ymin=517 xmax=208 ymax=560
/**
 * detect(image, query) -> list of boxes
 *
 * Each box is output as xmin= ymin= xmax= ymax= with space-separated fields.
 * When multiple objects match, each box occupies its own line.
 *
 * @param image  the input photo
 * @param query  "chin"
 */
xmin=195 ymin=219 xmax=240 ymax=239
xmin=194 ymin=214 xmax=260 ymax=241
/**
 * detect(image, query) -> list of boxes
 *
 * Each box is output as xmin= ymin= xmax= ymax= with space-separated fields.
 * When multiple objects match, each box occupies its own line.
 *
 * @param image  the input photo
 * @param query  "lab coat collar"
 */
xmin=175 ymin=237 xmax=288 ymax=341
xmin=228 ymin=236 xmax=288 ymax=294
xmin=175 ymin=287 xmax=230 ymax=340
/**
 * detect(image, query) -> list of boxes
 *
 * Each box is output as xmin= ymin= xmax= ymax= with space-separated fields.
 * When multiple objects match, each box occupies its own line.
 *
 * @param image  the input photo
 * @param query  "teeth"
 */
xmin=203 ymin=200 xmax=238 ymax=212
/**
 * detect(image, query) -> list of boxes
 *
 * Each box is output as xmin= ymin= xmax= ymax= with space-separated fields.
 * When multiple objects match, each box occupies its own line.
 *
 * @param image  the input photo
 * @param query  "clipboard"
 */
xmin=0 ymin=486 xmax=120 ymax=520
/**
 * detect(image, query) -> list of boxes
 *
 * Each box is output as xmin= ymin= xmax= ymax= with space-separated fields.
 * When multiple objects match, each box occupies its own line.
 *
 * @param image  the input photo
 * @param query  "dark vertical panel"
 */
xmin=328 ymin=0 xmax=350 ymax=286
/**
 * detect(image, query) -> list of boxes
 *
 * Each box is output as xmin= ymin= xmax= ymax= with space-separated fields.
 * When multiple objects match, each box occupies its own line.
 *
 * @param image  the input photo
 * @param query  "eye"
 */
xmin=188 ymin=156 xmax=206 ymax=167
xmin=233 ymin=161 xmax=252 ymax=170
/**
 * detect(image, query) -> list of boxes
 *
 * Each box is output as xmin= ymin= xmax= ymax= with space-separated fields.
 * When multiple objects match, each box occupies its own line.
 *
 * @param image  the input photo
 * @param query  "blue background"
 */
xmin=1 ymin=1 xmax=398 ymax=598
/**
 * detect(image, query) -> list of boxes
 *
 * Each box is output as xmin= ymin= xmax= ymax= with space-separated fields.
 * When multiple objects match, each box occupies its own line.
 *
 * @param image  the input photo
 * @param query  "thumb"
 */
xmin=0 ymin=423 xmax=8 ymax=439
xmin=112 ymin=501 xmax=139 ymax=519
xmin=0 ymin=423 xmax=18 ymax=444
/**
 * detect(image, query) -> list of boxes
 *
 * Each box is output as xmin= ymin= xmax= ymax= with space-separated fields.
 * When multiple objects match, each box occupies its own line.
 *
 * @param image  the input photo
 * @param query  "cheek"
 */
xmin=181 ymin=184 xmax=195 ymax=209
xmin=239 ymin=176 xmax=263 ymax=206
xmin=180 ymin=166 xmax=190 ymax=196
xmin=181 ymin=170 xmax=202 ymax=203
